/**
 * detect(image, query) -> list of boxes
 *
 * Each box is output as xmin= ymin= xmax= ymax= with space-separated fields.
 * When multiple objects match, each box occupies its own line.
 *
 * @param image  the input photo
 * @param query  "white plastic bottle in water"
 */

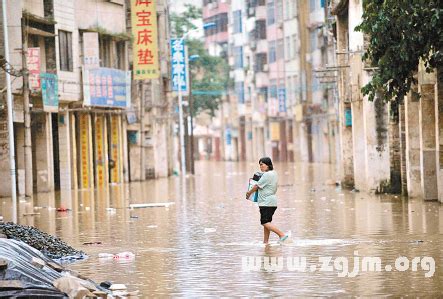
xmin=113 ymin=252 xmax=135 ymax=259
xmin=98 ymin=253 xmax=114 ymax=259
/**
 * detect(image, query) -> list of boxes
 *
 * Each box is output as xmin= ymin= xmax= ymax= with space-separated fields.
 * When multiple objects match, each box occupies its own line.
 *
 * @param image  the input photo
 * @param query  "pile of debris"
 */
xmin=0 ymin=222 xmax=85 ymax=260
xmin=0 ymin=224 xmax=139 ymax=298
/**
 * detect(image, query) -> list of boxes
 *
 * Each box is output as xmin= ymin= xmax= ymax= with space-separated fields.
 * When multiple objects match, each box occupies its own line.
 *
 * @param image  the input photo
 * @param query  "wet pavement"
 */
xmin=1 ymin=161 xmax=443 ymax=296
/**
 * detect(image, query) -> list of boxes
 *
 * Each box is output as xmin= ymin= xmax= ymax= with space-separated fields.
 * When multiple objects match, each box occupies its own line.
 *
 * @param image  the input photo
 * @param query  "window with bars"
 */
xmin=233 ymin=10 xmax=242 ymax=33
xmin=268 ymin=40 xmax=276 ymax=63
xmin=277 ymin=39 xmax=284 ymax=60
xmin=267 ymin=0 xmax=275 ymax=25
xmin=269 ymin=80 xmax=277 ymax=98
xmin=235 ymin=82 xmax=245 ymax=103
xmin=59 ymin=30 xmax=73 ymax=71
xmin=233 ymin=46 xmax=243 ymax=69
xmin=254 ymin=53 xmax=267 ymax=72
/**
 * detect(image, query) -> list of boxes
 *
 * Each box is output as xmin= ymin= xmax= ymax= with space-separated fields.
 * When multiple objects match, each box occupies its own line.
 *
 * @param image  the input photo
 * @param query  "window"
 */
xmin=258 ymin=87 xmax=268 ymax=102
xmin=115 ymin=41 xmax=126 ymax=70
xmin=292 ymin=34 xmax=298 ymax=58
xmin=59 ymin=30 xmax=73 ymax=71
xmin=99 ymin=37 xmax=112 ymax=67
xmin=233 ymin=46 xmax=243 ymax=69
xmin=267 ymin=0 xmax=275 ymax=25
xmin=277 ymin=39 xmax=284 ymax=60
xmin=256 ymin=20 xmax=267 ymax=39
xmin=276 ymin=0 xmax=283 ymax=22
xmin=204 ymin=13 xmax=228 ymax=36
xmin=284 ymin=0 xmax=289 ymax=20
xmin=233 ymin=10 xmax=242 ymax=33
xmin=235 ymin=82 xmax=245 ymax=103
xmin=269 ymin=80 xmax=277 ymax=98
xmin=268 ymin=40 xmax=276 ymax=63
xmin=254 ymin=53 xmax=267 ymax=72
xmin=309 ymin=0 xmax=316 ymax=12
xmin=285 ymin=36 xmax=291 ymax=60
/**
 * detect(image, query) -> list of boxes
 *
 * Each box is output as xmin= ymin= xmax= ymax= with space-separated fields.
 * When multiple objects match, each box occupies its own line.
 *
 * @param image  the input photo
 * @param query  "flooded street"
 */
xmin=2 ymin=161 xmax=443 ymax=296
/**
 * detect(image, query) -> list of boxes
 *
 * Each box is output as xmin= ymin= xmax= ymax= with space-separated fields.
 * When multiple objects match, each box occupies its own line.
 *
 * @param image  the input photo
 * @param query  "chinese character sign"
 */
xmin=82 ymin=67 xmax=131 ymax=108
xmin=40 ymin=73 xmax=59 ymax=112
xmin=131 ymin=0 xmax=159 ymax=79
xmin=170 ymin=38 xmax=188 ymax=92
xmin=26 ymin=48 xmax=40 ymax=91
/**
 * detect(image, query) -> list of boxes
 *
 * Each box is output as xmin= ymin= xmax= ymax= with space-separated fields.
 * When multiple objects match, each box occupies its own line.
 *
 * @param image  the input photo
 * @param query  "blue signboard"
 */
xmin=83 ymin=67 xmax=131 ymax=108
xmin=345 ymin=107 xmax=352 ymax=127
xmin=170 ymin=38 xmax=188 ymax=92
xmin=278 ymin=88 xmax=286 ymax=112
xmin=41 ymin=73 xmax=59 ymax=112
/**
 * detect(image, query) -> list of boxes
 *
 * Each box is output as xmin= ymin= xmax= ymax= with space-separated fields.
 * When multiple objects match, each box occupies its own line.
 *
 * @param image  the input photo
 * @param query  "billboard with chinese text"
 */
xmin=131 ymin=0 xmax=159 ymax=79
xmin=82 ymin=67 xmax=131 ymax=108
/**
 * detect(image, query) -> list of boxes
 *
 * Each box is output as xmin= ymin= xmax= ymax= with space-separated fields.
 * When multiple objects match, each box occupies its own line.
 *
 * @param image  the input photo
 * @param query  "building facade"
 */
xmin=0 ymin=0 xmax=173 ymax=198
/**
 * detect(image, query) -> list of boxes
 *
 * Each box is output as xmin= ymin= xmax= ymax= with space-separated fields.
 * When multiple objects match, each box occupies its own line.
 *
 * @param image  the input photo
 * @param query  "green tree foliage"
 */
xmin=170 ymin=6 xmax=230 ymax=117
xmin=356 ymin=1 xmax=443 ymax=104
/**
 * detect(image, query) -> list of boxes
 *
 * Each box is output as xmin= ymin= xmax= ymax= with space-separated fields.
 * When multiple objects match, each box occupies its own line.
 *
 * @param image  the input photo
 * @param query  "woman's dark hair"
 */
xmin=259 ymin=157 xmax=273 ymax=170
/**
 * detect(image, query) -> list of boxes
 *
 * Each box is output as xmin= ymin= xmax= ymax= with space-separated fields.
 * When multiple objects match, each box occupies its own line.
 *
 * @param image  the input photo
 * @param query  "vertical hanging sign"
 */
xmin=79 ymin=114 xmax=90 ymax=189
xmin=26 ymin=47 xmax=40 ymax=91
xmin=110 ymin=115 xmax=121 ymax=183
xmin=95 ymin=115 xmax=105 ymax=187
xmin=170 ymin=38 xmax=188 ymax=93
xmin=131 ymin=0 xmax=159 ymax=79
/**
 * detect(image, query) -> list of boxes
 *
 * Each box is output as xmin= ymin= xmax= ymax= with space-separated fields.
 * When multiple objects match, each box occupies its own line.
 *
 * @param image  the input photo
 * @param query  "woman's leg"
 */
xmin=263 ymin=226 xmax=271 ymax=244
xmin=263 ymin=222 xmax=285 ymax=238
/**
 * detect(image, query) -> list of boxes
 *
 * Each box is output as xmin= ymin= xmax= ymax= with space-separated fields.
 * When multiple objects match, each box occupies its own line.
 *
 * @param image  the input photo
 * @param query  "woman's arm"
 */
xmin=246 ymin=184 xmax=259 ymax=200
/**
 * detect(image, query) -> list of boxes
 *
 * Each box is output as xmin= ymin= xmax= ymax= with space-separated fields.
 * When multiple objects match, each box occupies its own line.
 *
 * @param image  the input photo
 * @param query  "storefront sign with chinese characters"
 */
xmin=131 ymin=0 xmax=159 ymax=79
xmin=83 ymin=67 xmax=131 ymax=108
xmin=26 ymin=48 xmax=40 ymax=91
xmin=41 ymin=73 xmax=59 ymax=112
xmin=170 ymin=38 xmax=188 ymax=93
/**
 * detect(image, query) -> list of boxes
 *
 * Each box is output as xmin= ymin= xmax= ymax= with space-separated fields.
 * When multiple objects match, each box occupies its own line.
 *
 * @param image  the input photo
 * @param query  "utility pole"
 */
xmin=21 ymin=17 xmax=33 ymax=199
xmin=2 ymin=0 xmax=18 ymax=222
xmin=189 ymin=75 xmax=195 ymax=174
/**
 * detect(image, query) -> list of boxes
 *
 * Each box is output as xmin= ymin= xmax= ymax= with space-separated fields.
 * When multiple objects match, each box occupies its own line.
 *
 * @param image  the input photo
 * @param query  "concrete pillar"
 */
xmin=58 ymin=111 xmax=73 ymax=190
xmin=437 ymin=69 xmax=443 ymax=202
xmin=0 ymin=108 xmax=11 ymax=197
xmin=338 ymin=100 xmax=354 ymax=186
xmin=388 ymin=104 xmax=401 ymax=193
xmin=399 ymin=104 xmax=408 ymax=195
xmin=419 ymin=78 xmax=438 ymax=200
xmin=32 ymin=113 xmax=54 ymax=193
xmin=70 ymin=113 xmax=78 ymax=189
xmin=15 ymin=124 xmax=25 ymax=196
xmin=362 ymin=94 xmax=391 ymax=192
xmin=351 ymin=100 xmax=366 ymax=190
xmin=405 ymin=85 xmax=422 ymax=197
xmin=154 ymin=121 xmax=169 ymax=178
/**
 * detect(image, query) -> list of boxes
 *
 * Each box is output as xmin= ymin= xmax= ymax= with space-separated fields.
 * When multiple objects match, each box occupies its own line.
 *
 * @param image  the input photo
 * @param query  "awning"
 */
xmin=26 ymin=26 xmax=56 ymax=37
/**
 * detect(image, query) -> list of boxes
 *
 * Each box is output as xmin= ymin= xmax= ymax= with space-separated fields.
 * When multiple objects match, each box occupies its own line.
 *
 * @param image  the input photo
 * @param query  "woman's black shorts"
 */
xmin=259 ymin=206 xmax=277 ymax=225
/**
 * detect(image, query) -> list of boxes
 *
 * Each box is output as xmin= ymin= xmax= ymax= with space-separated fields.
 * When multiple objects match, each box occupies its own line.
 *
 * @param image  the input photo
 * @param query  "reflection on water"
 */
xmin=1 ymin=161 xmax=443 ymax=296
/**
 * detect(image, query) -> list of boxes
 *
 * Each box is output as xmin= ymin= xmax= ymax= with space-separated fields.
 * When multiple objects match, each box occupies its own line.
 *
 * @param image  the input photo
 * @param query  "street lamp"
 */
xmin=175 ymin=23 xmax=215 ymax=177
